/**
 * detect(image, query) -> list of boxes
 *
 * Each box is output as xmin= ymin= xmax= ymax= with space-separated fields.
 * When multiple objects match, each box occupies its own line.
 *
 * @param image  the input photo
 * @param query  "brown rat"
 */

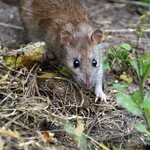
xmin=3 ymin=0 xmax=107 ymax=102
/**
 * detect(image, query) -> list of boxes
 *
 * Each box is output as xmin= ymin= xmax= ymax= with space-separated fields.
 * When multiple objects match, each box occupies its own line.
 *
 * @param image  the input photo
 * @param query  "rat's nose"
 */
xmin=82 ymin=75 xmax=91 ymax=89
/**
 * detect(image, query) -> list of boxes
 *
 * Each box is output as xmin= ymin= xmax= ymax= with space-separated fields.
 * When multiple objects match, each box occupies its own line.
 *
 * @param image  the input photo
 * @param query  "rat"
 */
xmin=2 ymin=0 xmax=107 ymax=102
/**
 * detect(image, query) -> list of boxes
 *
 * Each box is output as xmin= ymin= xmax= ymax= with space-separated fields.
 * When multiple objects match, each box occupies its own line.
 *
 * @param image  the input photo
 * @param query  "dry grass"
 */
xmin=0 ymin=51 xmax=145 ymax=149
xmin=0 ymin=0 xmax=149 ymax=149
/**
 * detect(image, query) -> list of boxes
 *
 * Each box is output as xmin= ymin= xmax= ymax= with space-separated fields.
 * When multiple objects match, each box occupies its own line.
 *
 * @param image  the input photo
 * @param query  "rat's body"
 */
xmin=3 ymin=0 xmax=107 ymax=102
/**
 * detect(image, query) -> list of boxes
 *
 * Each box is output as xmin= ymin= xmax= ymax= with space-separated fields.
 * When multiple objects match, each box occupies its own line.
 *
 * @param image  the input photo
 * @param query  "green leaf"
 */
xmin=64 ymin=123 xmax=75 ymax=136
xmin=140 ymin=100 xmax=150 ymax=111
xmin=64 ymin=122 xmax=87 ymax=150
xmin=140 ymin=0 xmax=150 ymax=4
xmin=120 ymin=43 xmax=131 ymax=51
xmin=130 ymin=54 xmax=150 ymax=82
xmin=140 ymin=14 xmax=148 ymax=22
xmin=140 ymin=93 xmax=150 ymax=129
xmin=59 ymin=67 xmax=71 ymax=77
xmin=140 ymin=54 xmax=150 ymax=72
xmin=139 ymin=54 xmax=150 ymax=86
xmin=133 ymin=122 xmax=150 ymax=135
xmin=116 ymin=43 xmax=131 ymax=61
xmin=110 ymin=48 xmax=117 ymax=58
xmin=140 ymin=101 xmax=150 ymax=110
xmin=103 ymin=58 xmax=110 ymax=71
xmin=116 ymin=93 xmax=142 ymax=116
xmin=132 ymin=90 xmax=142 ymax=103
xmin=141 ymin=24 xmax=150 ymax=33
xmin=129 ymin=59 xmax=140 ymax=77
xmin=113 ymin=83 xmax=127 ymax=92
xmin=144 ymin=92 xmax=150 ymax=102
xmin=140 ymin=101 xmax=150 ymax=127
xmin=141 ymin=102 xmax=150 ymax=122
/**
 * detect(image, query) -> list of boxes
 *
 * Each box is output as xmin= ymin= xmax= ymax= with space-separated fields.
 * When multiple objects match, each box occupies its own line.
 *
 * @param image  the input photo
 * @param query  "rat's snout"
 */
xmin=80 ymin=74 xmax=92 ymax=90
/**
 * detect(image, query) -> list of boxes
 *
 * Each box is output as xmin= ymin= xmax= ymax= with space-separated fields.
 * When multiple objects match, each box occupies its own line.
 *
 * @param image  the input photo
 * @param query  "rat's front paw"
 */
xmin=95 ymin=90 xmax=107 ymax=103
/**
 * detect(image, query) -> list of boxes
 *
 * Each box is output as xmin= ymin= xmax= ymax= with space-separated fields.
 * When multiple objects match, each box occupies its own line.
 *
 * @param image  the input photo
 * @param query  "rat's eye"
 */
xmin=92 ymin=59 xmax=97 ymax=67
xmin=73 ymin=59 xmax=80 ymax=68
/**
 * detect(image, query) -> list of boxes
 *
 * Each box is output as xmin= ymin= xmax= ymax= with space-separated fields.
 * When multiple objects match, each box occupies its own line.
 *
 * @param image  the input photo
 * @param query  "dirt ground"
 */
xmin=0 ymin=0 xmax=150 ymax=150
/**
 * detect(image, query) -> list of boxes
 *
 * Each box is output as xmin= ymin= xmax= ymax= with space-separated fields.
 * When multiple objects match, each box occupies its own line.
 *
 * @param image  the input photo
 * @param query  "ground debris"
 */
xmin=0 ymin=0 xmax=149 ymax=149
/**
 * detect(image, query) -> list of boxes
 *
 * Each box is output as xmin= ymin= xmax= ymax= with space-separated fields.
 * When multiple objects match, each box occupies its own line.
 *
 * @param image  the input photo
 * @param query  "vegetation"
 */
xmin=0 ymin=0 xmax=150 ymax=149
xmin=105 ymin=14 xmax=150 ymax=144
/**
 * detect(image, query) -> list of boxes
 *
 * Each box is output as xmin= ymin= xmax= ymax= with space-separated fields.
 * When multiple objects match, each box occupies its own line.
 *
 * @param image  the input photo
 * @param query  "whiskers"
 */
xmin=92 ymin=72 xmax=103 ymax=82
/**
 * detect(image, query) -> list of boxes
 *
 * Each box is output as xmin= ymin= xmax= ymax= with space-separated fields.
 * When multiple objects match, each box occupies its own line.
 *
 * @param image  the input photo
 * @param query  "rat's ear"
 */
xmin=61 ymin=31 xmax=74 ymax=46
xmin=91 ymin=29 xmax=103 ymax=44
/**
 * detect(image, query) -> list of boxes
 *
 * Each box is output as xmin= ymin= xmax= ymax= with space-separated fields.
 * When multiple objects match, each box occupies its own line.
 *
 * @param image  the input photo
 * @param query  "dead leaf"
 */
xmin=41 ymin=131 xmax=57 ymax=144
xmin=119 ymin=72 xmax=133 ymax=83
xmin=3 ymin=42 xmax=47 ymax=69
xmin=38 ymin=73 xmax=58 ymax=80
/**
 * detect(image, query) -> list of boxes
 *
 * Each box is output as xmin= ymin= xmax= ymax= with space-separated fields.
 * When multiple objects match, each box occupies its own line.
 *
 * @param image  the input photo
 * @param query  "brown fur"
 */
xmin=3 ymin=0 xmax=106 ymax=101
xmin=19 ymin=0 xmax=95 ymax=59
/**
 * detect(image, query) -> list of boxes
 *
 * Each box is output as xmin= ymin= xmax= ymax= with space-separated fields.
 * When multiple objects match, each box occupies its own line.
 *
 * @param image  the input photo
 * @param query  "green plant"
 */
xmin=64 ymin=121 xmax=88 ymax=150
xmin=115 ymin=14 xmax=150 ymax=143
xmin=140 ymin=0 xmax=150 ymax=4
xmin=64 ymin=121 xmax=111 ymax=150
xmin=105 ymin=42 xmax=133 ymax=73
xmin=110 ymin=43 xmax=131 ymax=66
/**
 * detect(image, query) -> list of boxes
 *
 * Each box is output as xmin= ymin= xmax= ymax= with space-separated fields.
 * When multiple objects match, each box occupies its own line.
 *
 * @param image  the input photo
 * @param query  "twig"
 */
xmin=84 ymin=133 xmax=111 ymax=150
xmin=104 ymin=29 xmax=150 ymax=33
xmin=3 ymin=116 xmax=35 ymax=132
xmin=90 ymin=4 xmax=125 ymax=17
xmin=97 ymin=130 xmax=139 ymax=142
xmin=0 ymin=22 xmax=23 ymax=30
xmin=86 ymin=106 xmax=101 ymax=135
xmin=127 ymin=1 xmax=150 ymax=7
xmin=0 ymin=62 xmax=27 ymax=75
xmin=107 ymin=0 xmax=150 ymax=7
xmin=1 ymin=42 xmax=46 ymax=56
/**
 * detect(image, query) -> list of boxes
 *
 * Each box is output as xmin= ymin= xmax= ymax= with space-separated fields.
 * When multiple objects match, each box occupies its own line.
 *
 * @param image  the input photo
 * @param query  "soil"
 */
xmin=0 ymin=0 xmax=150 ymax=150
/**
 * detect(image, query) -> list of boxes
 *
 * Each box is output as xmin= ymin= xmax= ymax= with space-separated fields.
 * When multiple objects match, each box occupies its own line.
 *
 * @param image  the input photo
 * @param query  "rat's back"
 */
xmin=19 ymin=0 xmax=90 ymax=40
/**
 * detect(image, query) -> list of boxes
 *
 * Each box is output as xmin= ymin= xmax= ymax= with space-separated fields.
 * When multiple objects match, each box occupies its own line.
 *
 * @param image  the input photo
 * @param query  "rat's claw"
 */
xmin=95 ymin=91 xmax=107 ymax=103
xmin=95 ymin=97 xmax=99 ymax=103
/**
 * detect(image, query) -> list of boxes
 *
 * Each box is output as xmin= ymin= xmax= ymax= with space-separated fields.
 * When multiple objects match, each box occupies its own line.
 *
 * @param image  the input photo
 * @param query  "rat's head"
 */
xmin=61 ymin=23 xmax=103 ymax=89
